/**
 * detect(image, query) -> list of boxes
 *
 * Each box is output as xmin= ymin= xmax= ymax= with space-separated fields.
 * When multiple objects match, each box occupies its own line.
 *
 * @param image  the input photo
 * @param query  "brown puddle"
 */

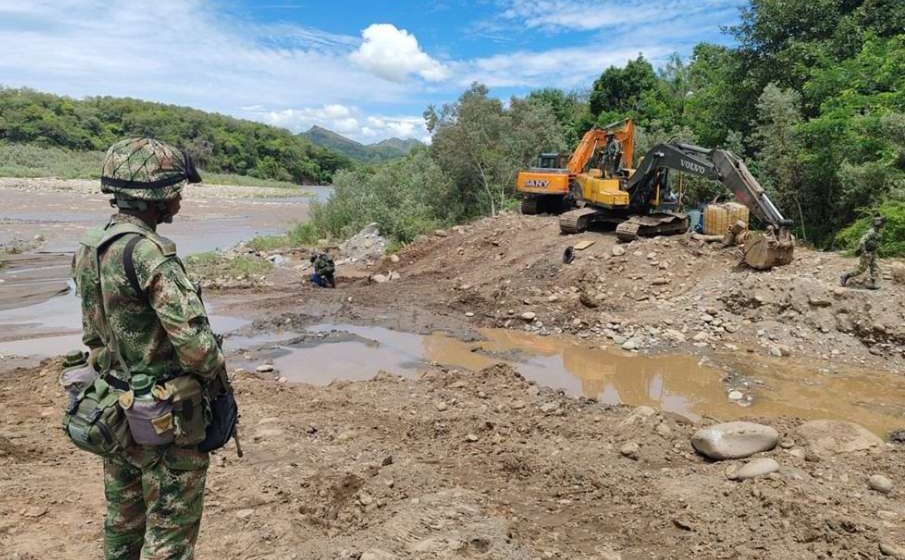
xmin=234 ymin=324 xmax=905 ymax=436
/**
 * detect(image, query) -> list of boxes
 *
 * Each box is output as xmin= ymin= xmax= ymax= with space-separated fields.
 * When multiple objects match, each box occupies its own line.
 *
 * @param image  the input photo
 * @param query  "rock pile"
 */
xmin=341 ymin=223 xmax=387 ymax=262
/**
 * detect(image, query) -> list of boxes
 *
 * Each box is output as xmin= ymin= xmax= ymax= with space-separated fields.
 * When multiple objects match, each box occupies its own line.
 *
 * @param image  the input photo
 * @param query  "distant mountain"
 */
xmin=373 ymin=136 xmax=423 ymax=153
xmin=301 ymin=125 xmax=423 ymax=162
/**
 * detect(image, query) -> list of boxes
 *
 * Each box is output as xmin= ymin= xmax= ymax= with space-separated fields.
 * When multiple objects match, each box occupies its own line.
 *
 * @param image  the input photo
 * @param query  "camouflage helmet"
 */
xmin=101 ymin=138 xmax=201 ymax=202
xmin=874 ymin=216 xmax=885 ymax=227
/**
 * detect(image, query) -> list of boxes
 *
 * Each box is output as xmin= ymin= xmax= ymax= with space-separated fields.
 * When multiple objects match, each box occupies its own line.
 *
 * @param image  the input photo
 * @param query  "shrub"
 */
xmin=287 ymin=222 xmax=322 ymax=245
xmin=834 ymin=201 xmax=905 ymax=257
xmin=310 ymin=148 xmax=454 ymax=244
xmin=184 ymin=252 xmax=272 ymax=279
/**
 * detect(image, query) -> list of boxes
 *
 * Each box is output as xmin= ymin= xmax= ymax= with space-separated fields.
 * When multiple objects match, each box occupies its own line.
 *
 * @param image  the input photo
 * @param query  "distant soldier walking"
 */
xmin=841 ymin=216 xmax=884 ymax=289
xmin=310 ymin=251 xmax=336 ymax=288
xmin=68 ymin=138 xmax=232 ymax=559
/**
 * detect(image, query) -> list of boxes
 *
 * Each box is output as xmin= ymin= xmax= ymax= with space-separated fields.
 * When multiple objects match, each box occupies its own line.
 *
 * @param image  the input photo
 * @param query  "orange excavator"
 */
xmin=517 ymin=119 xmax=795 ymax=269
xmin=516 ymin=120 xmax=635 ymax=214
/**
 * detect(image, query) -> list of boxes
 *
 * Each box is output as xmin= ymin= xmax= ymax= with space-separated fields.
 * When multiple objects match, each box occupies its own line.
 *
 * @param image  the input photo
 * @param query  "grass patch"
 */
xmin=184 ymin=252 xmax=272 ymax=279
xmin=0 ymin=142 xmax=308 ymax=190
xmin=199 ymin=172 xmax=302 ymax=189
xmin=0 ymin=143 xmax=104 ymax=178
xmin=245 ymin=222 xmax=324 ymax=252
xmin=287 ymin=222 xmax=321 ymax=245
xmin=246 ymin=234 xmax=291 ymax=252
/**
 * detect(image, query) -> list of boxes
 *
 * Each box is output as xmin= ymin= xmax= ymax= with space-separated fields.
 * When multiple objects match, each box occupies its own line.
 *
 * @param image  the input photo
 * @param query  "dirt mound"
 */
xmin=359 ymin=212 xmax=905 ymax=371
xmin=2 ymin=360 xmax=903 ymax=559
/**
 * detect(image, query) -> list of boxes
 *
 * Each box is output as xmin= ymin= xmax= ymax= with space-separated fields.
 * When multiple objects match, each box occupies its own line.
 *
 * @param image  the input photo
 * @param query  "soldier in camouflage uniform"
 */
xmin=310 ymin=251 xmax=336 ymax=288
xmin=840 ymin=216 xmax=884 ymax=289
xmin=72 ymin=138 xmax=224 ymax=559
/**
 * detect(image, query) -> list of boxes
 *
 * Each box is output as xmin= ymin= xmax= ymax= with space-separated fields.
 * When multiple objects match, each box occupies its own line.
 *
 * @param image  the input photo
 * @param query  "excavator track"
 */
xmin=521 ymin=197 xmax=539 ymax=215
xmin=615 ymin=212 xmax=690 ymax=241
xmin=559 ymin=207 xmax=601 ymax=234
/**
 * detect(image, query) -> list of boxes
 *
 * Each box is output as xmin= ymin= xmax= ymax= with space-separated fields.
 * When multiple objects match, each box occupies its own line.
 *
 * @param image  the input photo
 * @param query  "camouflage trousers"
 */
xmin=846 ymin=251 xmax=879 ymax=286
xmin=104 ymin=446 xmax=209 ymax=560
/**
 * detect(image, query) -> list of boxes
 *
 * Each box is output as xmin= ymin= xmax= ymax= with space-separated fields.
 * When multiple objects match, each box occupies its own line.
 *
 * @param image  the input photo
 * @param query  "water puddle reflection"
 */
xmin=231 ymin=324 xmax=905 ymax=435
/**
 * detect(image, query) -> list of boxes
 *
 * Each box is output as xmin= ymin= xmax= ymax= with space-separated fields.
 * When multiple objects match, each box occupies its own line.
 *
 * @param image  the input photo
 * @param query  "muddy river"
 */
xmin=3 ymin=181 xmax=904 ymax=438
xmin=0 ymin=181 xmax=323 ymax=347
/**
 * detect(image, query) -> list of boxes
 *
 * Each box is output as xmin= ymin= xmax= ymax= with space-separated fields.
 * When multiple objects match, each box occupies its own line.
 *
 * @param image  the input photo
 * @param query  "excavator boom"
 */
xmin=567 ymin=119 xmax=634 ymax=175
xmin=620 ymin=142 xmax=794 ymax=269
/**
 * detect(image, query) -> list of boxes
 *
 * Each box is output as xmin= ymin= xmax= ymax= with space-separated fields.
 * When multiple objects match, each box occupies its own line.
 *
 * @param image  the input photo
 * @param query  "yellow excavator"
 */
xmin=516 ymin=121 xmax=635 ymax=214
xmin=518 ymin=119 xmax=795 ymax=269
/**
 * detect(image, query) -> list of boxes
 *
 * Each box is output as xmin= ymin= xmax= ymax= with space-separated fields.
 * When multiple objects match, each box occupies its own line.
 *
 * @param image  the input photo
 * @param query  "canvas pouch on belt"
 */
xmin=63 ymin=377 xmax=131 ymax=456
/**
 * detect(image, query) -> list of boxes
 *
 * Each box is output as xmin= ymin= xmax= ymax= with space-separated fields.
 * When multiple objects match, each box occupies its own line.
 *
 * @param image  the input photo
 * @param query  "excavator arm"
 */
xmin=625 ymin=142 xmax=795 ymax=269
xmin=709 ymin=149 xmax=793 ymax=230
xmin=568 ymin=119 xmax=634 ymax=176
xmin=625 ymin=142 xmax=719 ymax=209
xmin=627 ymin=143 xmax=792 ymax=231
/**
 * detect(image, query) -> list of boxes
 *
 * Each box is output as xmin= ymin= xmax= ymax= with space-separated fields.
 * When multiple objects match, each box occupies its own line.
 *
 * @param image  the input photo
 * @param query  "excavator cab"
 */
xmin=534 ymin=153 xmax=566 ymax=170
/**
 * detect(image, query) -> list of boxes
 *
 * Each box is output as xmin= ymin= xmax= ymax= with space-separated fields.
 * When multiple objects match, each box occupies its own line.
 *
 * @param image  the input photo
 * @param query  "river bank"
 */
xmin=2 ymin=180 xmax=905 ymax=558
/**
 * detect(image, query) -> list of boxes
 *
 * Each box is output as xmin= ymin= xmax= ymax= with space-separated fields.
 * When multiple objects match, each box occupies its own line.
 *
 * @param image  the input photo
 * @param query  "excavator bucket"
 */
xmin=742 ymin=228 xmax=794 ymax=270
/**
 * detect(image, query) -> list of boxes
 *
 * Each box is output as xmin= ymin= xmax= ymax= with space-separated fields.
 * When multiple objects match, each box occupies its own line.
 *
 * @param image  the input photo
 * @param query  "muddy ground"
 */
xmin=3 ymin=183 xmax=905 ymax=559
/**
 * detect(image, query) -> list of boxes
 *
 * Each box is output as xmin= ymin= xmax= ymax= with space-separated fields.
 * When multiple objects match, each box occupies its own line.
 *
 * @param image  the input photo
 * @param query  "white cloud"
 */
xmin=0 ymin=1 xmax=415 ymax=131
xmin=498 ymin=0 xmax=746 ymax=32
xmin=243 ymin=104 xmax=429 ymax=143
xmin=0 ymin=1 xmax=743 ymax=144
xmin=350 ymin=24 xmax=450 ymax=83
xmin=455 ymin=44 xmax=672 ymax=89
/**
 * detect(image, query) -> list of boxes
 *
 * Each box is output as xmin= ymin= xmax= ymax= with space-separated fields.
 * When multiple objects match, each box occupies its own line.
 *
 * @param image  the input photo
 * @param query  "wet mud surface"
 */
xmin=3 ymin=181 xmax=905 ymax=558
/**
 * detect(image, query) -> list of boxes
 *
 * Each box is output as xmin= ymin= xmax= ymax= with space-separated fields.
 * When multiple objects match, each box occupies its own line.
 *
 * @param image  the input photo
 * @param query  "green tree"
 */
xmin=425 ymin=83 xmax=565 ymax=216
xmin=684 ymin=43 xmax=753 ymax=147
xmin=589 ymin=56 xmax=658 ymax=118
xmin=525 ymin=88 xmax=583 ymax=145
xmin=752 ymin=83 xmax=806 ymax=238
xmin=311 ymin=147 xmax=456 ymax=242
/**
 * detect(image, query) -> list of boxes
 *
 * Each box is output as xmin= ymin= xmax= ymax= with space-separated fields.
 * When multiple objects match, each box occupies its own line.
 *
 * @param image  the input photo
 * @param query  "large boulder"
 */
xmin=797 ymin=420 xmax=884 ymax=457
xmin=340 ymin=223 xmax=387 ymax=262
xmin=691 ymin=421 xmax=779 ymax=460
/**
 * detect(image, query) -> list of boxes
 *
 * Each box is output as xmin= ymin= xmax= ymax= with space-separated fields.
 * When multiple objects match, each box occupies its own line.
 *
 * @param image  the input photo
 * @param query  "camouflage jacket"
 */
xmin=73 ymin=213 xmax=224 ymax=384
xmin=314 ymin=253 xmax=335 ymax=276
xmin=858 ymin=227 xmax=880 ymax=254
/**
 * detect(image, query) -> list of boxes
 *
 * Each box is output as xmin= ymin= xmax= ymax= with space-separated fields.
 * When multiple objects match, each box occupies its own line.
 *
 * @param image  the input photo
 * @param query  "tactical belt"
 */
xmin=103 ymin=374 xmax=129 ymax=392
xmin=103 ymin=371 xmax=183 ymax=392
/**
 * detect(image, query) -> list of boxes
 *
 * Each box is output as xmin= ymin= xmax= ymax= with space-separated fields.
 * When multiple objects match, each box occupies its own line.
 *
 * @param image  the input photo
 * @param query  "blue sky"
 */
xmin=0 ymin=0 xmax=746 ymax=143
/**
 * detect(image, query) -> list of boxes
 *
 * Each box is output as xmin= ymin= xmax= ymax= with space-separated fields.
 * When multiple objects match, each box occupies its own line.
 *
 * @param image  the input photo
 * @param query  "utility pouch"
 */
xmin=119 ymin=375 xmax=175 ymax=447
xmin=163 ymin=376 xmax=210 ymax=447
xmin=199 ymin=390 xmax=238 ymax=453
xmin=63 ymin=377 xmax=131 ymax=456
xmin=198 ymin=372 xmax=239 ymax=453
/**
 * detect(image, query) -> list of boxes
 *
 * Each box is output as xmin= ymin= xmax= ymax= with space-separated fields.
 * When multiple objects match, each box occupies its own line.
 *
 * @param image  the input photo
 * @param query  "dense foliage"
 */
xmin=558 ymin=0 xmax=904 ymax=251
xmin=312 ymin=0 xmax=904 ymax=250
xmin=835 ymin=201 xmax=905 ymax=257
xmin=0 ymin=88 xmax=350 ymax=183
xmin=310 ymin=147 xmax=457 ymax=243
xmin=425 ymin=84 xmax=566 ymax=217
